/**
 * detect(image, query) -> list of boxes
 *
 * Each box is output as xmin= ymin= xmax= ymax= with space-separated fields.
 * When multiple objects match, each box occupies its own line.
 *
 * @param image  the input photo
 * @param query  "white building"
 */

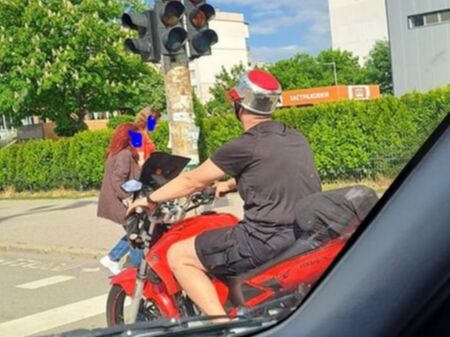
xmin=328 ymin=0 xmax=389 ymax=63
xmin=0 ymin=115 xmax=17 ymax=146
xmin=189 ymin=11 xmax=250 ymax=103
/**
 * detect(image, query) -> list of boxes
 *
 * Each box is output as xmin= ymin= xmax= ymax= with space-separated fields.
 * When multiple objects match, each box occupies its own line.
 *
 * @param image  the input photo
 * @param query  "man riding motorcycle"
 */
xmin=128 ymin=69 xmax=321 ymax=319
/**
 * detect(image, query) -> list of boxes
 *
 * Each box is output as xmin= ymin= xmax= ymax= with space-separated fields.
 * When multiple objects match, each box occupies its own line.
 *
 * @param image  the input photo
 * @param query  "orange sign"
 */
xmin=279 ymin=85 xmax=380 ymax=108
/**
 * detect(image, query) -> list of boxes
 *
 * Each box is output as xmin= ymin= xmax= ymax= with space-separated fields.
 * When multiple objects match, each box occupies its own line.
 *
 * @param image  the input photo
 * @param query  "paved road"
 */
xmin=0 ymin=195 xmax=244 ymax=337
xmin=0 ymin=198 xmax=127 ymax=256
xmin=0 ymin=250 xmax=110 ymax=337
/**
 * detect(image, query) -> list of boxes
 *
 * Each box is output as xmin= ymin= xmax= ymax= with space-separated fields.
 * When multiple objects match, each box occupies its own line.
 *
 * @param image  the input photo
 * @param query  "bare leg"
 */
xmin=167 ymin=237 xmax=228 ymax=320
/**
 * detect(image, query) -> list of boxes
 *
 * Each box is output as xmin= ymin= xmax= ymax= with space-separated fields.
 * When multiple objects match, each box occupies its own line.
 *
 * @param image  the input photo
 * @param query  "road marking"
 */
xmin=0 ymin=257 xmax=79 ymax=272
xmin=82 ymin=267 xmax=100 ymax=273
xmin=16 ymin=275 xmax=75 ymax=290
xmin=0 ymin=294 xmax=108 ymax=337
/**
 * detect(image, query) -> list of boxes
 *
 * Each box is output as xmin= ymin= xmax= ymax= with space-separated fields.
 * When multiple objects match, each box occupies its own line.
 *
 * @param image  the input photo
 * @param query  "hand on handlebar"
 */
xmin=125 ymin=197 xmax=157 ymax=249
xmin=213 ymin=181 xmax=232 ymax=198
xmin=212 ymin=180 xmax=237 ymax=198
xmin=124 ymin=214 xmax=145 ymax=249
xmin=127 ymin=197 xmax=157 ymax=217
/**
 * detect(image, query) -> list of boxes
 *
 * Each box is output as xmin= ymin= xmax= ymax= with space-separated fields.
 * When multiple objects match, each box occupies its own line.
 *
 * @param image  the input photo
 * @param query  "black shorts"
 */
xmin=195 ymin=224 xmax=295 ymax=280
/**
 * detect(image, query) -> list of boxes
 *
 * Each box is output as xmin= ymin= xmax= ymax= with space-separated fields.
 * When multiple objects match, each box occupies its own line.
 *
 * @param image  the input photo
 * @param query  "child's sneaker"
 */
xmin=99 ymin=255 xmax=121 ymax=275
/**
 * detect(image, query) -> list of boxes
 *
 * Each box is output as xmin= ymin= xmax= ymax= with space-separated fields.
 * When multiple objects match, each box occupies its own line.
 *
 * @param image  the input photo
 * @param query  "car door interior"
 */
xmin=403 ymin=277 xmax=450 ymax=337
xmin=258 ymin=113 xmax=450 ymax=337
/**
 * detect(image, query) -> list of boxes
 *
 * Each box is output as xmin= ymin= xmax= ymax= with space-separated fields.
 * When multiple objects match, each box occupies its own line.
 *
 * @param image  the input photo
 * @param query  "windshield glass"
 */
xmin=0 ymin=0 xmax=449 ymax=336
xmin=139 ymin=152 xmax=190 ymax=188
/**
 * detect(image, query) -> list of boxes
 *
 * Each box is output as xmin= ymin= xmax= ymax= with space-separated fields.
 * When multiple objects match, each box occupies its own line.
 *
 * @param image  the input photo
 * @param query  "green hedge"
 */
xmin=1 ymin=86 xmax=449 ymax=191
xmin=106 ymin=115 xmax=135 ymax=129
xmin=275 ymin=97 xmax=419 ymax=180
xmin=67 ymin=130 xmax=113 ymax=190
xmin=0 ymin=130 xmax=112 ymax=191
xmin=0 ymin=122 xmax=170 ymax=191
xmin=151 ymin=120 xmax=170 ymax=154
xmin=0 ymin=145 xmax=17 ymax=191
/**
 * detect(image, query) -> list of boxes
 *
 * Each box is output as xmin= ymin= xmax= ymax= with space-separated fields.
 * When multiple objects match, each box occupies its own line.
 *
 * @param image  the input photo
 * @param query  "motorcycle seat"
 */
xmin=242 ymin=239 xmax=316 ymax=280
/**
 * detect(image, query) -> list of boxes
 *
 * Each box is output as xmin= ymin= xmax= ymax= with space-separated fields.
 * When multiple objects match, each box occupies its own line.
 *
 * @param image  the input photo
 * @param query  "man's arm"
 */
xmin=151 ymin=159 xmax=226 ymax=202
xmin=128 ymin=159 xmax=227 ymax=212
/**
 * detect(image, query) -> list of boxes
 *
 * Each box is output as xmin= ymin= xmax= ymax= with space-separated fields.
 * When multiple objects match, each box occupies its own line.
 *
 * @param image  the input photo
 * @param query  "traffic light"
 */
xmin=154 ymin=0 xmax=188 ymax=56
xmin=121 ymin=11 xmax=160 ymax=62
xmin=185 ymin=0 xmax=218 ymax=59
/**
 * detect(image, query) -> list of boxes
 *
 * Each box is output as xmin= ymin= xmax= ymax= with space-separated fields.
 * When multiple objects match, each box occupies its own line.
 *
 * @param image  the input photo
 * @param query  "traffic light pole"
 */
xmin=162 ymin=54 xmax=199 ymax=167
xmin=122 ymin=0 xmax=217 ymax=167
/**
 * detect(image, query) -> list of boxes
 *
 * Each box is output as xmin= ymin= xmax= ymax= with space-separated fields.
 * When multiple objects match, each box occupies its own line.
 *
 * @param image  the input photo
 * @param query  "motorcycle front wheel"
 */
xmin=106 ymin=285 xmax=161 ymax=327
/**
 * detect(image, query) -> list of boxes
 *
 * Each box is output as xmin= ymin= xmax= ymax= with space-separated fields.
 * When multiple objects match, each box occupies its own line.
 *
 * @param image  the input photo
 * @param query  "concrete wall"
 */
xmin=17 ymin=123 xmax=58 ymax=140
xmin=17 ymin=124 xmax=44 ymax=141
xmin=386 ymin=0 xmax=450 ymax=96
xmin=85 ymin=120 xmax=109 ymax=131
xmin=42 ymin=123 xmax=58 ymax=140
xmin=329 ymin=0 xmax=389 ymax=63
xmin=189 ymin=11 xmax=250 ymax=103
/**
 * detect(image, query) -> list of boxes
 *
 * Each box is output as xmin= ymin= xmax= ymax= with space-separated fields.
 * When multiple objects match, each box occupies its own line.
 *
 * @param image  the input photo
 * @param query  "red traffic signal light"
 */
xmin=185 ymin=0 xmax=218 ymax=59
xmin=189 ymin=3 xmax=215 ymax=28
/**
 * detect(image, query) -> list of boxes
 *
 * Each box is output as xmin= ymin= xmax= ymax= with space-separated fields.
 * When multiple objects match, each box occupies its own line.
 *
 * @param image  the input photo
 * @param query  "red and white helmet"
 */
xmin=226 ymin=69 xmax=282 ymax=115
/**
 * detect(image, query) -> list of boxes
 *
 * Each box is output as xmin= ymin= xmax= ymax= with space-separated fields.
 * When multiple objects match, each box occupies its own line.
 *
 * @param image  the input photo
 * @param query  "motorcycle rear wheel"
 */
xmin=106 ymin=285 xmax=161 ymax=327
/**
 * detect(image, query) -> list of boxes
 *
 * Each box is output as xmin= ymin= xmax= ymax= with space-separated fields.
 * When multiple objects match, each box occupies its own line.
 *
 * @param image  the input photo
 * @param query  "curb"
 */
xmin=0 ymin=243 xmax=108 ymax=259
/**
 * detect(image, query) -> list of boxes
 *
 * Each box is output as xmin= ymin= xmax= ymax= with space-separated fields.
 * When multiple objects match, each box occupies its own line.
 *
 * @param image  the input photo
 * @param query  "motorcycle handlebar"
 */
xmin=202 ymin=187 xmax=217 ymax=199
xmin=126 ymin=186 xmax=237 ymax=248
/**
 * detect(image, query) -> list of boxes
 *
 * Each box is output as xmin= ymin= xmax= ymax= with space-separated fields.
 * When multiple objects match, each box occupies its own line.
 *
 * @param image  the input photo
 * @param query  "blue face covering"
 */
xmin=128 ymin=130 xmax=143 ymax=149
xmin=147 ymin=115 xmax=158 ymax=132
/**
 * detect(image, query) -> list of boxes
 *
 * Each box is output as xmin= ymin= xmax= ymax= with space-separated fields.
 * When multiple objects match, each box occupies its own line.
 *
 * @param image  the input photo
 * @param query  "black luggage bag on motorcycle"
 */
xmin=294 ymin=185 xmax=379 ymax=243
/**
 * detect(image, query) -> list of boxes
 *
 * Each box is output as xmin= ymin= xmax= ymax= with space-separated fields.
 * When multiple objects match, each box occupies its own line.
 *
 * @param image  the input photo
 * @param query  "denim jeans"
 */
xmin=108 ymin=235 xmax=143 ymax=266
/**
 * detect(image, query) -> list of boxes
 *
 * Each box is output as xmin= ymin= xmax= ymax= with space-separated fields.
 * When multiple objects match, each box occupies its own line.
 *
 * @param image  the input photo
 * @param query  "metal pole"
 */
xmin=162 ymin=53 xmax=199 ymax=167
xmin=331 ymin=62 xmax=338 ymax=86
xmin=318 ymin=61 xmax=338 ymax=86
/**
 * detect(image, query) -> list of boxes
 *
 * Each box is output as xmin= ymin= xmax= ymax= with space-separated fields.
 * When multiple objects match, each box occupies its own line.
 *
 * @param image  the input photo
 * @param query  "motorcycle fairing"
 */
xmin=110 ymin=268 xmax=137 ymax=295
xmin=231 ymin=238 xmax=346 ymax=308
xmin=110 ymin=267 xmax=180 ymax=317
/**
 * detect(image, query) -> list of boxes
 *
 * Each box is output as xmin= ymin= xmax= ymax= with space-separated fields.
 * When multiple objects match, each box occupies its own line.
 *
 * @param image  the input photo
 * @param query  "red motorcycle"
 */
xmin=106 ymin=153 xmax=375 ymax=326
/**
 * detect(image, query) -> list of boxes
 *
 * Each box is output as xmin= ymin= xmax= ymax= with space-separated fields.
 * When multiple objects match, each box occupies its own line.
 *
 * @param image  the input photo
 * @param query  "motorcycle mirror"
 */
xmin=121 ymin=179 xmax=143 ymax=193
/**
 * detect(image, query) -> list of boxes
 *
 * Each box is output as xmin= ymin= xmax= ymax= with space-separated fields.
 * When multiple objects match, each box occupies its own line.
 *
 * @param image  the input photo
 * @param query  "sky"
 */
xmin=209 ymin=0 xmax=332 ymax=64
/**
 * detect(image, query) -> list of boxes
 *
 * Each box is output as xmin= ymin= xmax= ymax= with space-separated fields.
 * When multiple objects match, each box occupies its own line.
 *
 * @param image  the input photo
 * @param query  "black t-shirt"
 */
xmin=211 ymin=120 xmax=321 ymax=240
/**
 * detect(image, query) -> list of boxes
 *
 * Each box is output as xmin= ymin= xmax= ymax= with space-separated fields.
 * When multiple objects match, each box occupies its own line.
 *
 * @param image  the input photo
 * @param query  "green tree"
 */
xmin=204 ymin=64 xmax=246 ymax=116
xmin=0 ymin=0 xmax=164 ymax=136
xmin=267 ymin=53 xmax=318 ymax=90
xmin=365 ymin=40 xmax=393 ymax=95
xmin=316 ymin=49 xmax=367 ymax=86
xmin=267 ymin=49 xmax=366 ymax=90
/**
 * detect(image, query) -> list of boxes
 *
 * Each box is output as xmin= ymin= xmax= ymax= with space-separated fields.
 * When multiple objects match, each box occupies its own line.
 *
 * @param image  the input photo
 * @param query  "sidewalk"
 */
xmin=0 ymin=194 xmax=244 ymax=257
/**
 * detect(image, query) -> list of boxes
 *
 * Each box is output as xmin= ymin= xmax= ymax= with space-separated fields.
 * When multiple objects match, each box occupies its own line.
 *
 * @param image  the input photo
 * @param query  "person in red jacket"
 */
xmin=97 ymin=123 xmax=143 ymax=274
xmin=98 ymin=108 xmax=161 ymax=274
